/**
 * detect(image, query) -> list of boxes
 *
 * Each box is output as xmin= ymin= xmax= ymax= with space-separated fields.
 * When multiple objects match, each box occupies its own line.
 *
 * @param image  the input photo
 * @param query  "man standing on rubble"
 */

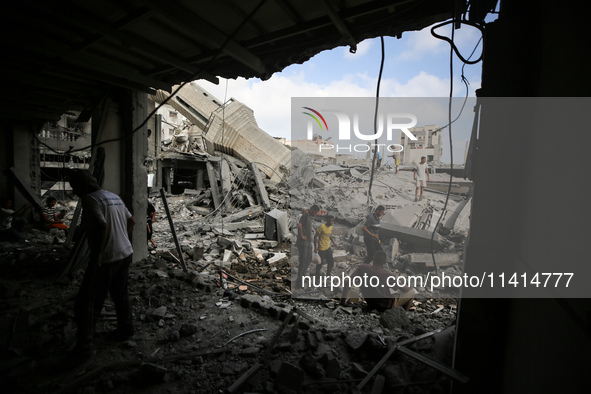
xmin=414 ymin=156 xmax=430 ymax=202
xmin=340 ymin=251 xmax=414 ymax=312
xmin=295 ymin=204 xmax=320 ymax=289
xmin=388 ymin=145 xmax=400 ymax=174
xmin=372 ymin=148 xmax=383 ymax=171
xmin=314 ymin=215 xmax=337 ymax=277
xmin=362 ymin=205 xmax=385 ymax=264
xmin=147 ymin=199 xmax=156 ymax=248
xmin=67 ymin=169 xmax=136 ymax=359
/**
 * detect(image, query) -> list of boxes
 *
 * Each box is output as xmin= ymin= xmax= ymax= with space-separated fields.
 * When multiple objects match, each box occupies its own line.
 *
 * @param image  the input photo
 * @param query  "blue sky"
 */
xmin=199 ymin=21 xmax=487 ymax=164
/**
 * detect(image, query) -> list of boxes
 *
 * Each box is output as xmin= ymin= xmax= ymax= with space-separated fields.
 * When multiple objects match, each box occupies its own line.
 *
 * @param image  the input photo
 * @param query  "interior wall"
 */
xmin=123 ymin=90 xmax=148 ymax=263
xmin=454 ymin=1 xmax=591 ymax=392
xmin=0 ymin=125 xmax=14 ymax=201
xmin=12 ymin=126 xmax=38 ymax=213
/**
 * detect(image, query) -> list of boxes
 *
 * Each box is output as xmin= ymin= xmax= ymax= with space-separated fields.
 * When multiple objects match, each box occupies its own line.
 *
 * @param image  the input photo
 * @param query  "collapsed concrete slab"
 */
xmin=382 ymin=205 xmax=423 ymax=227
xmin=203 ymin=100 xmax=290 ymax=182
xmin=400 ymin=252 xmax=462 ymax=267
xmin=380 ymin=222 xmax=445 ymax=251
xmin=425 ymin=180 xmax=472 ymax=195
xmin=223 ymin=206 xmax=264 ymax=222
xmin=453 ymin=197 xmax=471 ymax=234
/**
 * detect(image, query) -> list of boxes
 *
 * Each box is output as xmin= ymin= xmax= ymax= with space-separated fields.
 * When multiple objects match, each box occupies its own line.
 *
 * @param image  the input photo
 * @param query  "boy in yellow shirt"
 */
xmin=314 ymin=215 xmax=337 ymax=277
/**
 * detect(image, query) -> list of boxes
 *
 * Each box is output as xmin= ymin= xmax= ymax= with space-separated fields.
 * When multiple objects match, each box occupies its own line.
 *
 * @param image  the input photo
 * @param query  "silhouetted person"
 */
xmin=67 ymin=170 xmax=136 ymax=360
xmin=362 ymin=205 xmax=385 ymax=264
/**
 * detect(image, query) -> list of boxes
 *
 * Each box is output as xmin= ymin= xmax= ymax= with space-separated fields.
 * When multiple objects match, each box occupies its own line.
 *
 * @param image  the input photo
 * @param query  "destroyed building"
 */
xmin=399 ymin=125 xmax=443 ymax=164
xmin=0 ymin=1 xmax=590 ymax=393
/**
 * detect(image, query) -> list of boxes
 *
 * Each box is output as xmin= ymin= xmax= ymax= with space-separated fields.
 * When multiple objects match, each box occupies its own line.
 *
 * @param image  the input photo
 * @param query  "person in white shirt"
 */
xmin=414 ymin=156 xmax=430 ymax=202
xmin=67 ymin=170 xmax=136 ymax=359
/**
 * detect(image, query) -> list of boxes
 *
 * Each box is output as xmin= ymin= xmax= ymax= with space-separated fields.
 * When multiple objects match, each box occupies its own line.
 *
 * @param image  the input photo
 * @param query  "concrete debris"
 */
xmin=401 ymin=252 xmax=463 ymax=267
xmin=380 ymin=306 xmax=411 ymax=329
xmin=1 ymin=147 xmax=471 ymax=392
xmin=264 ymin=208 xmax=289 ymax=242
xmin=380 ymin=223 xmax=445 ymax=252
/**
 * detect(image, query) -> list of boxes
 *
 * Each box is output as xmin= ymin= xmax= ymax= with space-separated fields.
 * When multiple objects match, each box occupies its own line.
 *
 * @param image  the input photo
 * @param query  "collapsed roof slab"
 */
xmin=380 ymin=222 xmax=444 ymax=252
xmin=401 ymin=252 xmax=462 ymax=267
xmin=203 ymin=100 xmax=290 ymax=182
xmin=425 ymin=180 xmax=473 ymax=195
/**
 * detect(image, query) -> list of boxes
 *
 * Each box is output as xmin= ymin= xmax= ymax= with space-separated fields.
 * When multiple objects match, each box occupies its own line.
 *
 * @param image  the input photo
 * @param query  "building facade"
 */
xmin=399 ymin=125 xmax=443 ymax=164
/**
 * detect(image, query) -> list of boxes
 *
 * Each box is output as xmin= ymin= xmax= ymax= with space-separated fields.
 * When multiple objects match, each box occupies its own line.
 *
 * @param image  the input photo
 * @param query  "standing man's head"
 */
xmin=420 ymin=156 xmax=426 ymax=164
xmin=373 ymin=251 xmax=387 ymax=266
xmin=374 ymin=205 xmax=385 ymax=218
xmin=310 ymin=204 xmax=320 ymax=216
xmin=67 ymin=170 xmax=100 ymax=197
xmin=325 ymin=215 xmax=334 ymax=226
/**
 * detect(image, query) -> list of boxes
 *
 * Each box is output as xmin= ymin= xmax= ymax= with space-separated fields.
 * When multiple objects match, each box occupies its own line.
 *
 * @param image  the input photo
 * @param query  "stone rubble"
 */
xmin=0 ymin=152 xmax=472 ymax=393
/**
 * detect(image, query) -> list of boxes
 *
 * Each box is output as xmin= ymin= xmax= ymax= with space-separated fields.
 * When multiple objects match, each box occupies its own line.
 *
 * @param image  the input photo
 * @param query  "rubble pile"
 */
xmin=290 ymin=158 xmax=473 ymax=300
xmin=0 ymin=148 xmax=473 ymax=392
xmin=0 ymin=247 xmax=460 ymax=393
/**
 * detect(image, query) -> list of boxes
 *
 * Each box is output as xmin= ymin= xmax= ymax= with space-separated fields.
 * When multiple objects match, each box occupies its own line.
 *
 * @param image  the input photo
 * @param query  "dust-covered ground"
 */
xmin=0 ymin=240 xmax=459 ymax=394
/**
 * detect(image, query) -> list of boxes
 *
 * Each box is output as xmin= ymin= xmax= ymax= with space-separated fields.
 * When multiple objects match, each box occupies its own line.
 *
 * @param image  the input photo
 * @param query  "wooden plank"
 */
xmin=160 ymin=188 xmax=188 ymax=272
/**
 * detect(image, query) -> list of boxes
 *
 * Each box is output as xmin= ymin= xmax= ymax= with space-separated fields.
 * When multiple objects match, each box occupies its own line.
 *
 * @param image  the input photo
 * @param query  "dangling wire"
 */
xmin=367 ymin=36 xmax=385 ymax=205
xmin=428 ymin=18 xmax=484 ymax=274
xmin=430 ymin=19 xmax=484 ymax=65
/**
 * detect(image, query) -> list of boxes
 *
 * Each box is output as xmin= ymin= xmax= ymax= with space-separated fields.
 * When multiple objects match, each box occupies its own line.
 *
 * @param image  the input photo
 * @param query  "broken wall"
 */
xmin=203 ymin=100 xmax=291 ymax=182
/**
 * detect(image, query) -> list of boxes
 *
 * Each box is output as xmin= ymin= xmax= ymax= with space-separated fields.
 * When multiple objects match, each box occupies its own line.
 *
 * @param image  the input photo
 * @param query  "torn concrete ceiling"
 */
xmin=0 ymin=0 xmax=477 ymax=126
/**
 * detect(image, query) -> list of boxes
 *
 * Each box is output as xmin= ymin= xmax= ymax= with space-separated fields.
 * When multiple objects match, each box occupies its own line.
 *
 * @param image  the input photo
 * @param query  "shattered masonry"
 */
xmin=0 ymin=82 xmax=472 ymax=393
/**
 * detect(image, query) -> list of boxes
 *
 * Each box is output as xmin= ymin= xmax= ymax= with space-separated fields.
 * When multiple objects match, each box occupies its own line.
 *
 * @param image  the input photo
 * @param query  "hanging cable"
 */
xmin=428 ymin=18 xmax=484 ymax=275
xmin=430 ymin=19 xmax=484 ymax=65
xmin=366 ymin=36 xmax=385 ymax=205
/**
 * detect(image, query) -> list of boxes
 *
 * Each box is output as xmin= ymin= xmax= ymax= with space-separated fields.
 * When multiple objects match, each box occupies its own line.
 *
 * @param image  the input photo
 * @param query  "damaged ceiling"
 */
xmin=0 ymin=0 xmax=484 ymax=125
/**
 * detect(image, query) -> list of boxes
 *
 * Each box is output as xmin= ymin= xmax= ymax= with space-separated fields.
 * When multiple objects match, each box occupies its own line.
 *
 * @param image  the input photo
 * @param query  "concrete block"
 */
xmin=383 ymin=205 xmax=423 ymax=227
xmin=345 ymin=332 xmax=368 ymax=351
xmin=223 ymin=206 xmax=263 ymax=222
xmin=264 ymin=208 xmax=289 ymax=241
xmin=453 ymin=197 xmax=471 ymax=234
xmin=380 ymin=222 xmax=444 ymax=251
xmin=390 ymin=238 xmax=400 ymax=259
xmin=248 ymin=162 xmax=271 ymax=210
xmin=402 ymin=252 xmax=462 ymax=267
xmin=379 ymin=306 xmax=410 ymax=329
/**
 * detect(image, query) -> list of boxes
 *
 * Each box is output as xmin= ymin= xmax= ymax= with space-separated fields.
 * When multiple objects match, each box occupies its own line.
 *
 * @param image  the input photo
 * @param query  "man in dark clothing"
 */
xmin=295 ymin=204 xmax=320 ymax=288
xmin=147 ymin=200 xmax=156 ymax=247
xmin=362 ymin=205 xmax=385 ymax=264
xmin=67 ymin=170 xmax=136 ymax=359
xmin=340 ymin=251 xmax=414 ymax=312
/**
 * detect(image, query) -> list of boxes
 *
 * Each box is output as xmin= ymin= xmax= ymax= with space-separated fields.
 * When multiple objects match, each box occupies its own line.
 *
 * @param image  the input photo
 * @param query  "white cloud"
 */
xmin=382 ymin=71 xmax=450 ymax=96
xmin=197 ymin=68 xmax=479 ymax=143
xmin=397 ymin=26 xmax=448 ymax=61
xmin=396 ymin=22 xmax=483 ymax=63
xmin=343 ymin=39 xmax=373 ymax=59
